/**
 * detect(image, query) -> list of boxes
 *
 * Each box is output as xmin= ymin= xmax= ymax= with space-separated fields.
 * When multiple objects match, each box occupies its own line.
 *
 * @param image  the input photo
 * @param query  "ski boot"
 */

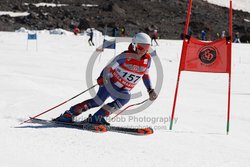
xmin=87 ymin=114 xmax=110 ymax=126
xmin=53 ymin=110 xmax=73 ymax=123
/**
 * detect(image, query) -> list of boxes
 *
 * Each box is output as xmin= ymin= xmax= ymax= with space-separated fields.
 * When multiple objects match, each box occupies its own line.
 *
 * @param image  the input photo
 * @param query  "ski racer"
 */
xmin=54 ymin=32 xmax=158 ymax=125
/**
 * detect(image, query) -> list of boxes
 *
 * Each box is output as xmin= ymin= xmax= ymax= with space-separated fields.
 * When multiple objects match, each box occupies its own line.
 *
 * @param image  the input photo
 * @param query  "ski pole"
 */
xmin=21 ymin=84 xmax=98 ymax=124
xmin=111 ymin=99 xmax=149 ymax=121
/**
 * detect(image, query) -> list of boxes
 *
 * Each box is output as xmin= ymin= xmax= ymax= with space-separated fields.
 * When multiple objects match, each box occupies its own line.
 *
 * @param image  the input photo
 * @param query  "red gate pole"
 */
xmin=169 ymin=0 xmax=193 ymax=130
xmin=226 ymin=0 xmax=233 ymax=134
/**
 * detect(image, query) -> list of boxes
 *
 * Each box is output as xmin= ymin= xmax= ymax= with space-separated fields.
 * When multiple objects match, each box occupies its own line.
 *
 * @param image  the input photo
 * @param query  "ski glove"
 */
xmin=148 ymin=89 xmax=158 ymax=101
xmin=97 ymin=77 xmax=109 ymax=86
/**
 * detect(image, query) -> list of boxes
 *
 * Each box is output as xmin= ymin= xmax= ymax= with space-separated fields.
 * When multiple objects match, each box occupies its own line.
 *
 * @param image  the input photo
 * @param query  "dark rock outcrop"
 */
xmin=0 ymin=0 xmax=250 ymax=42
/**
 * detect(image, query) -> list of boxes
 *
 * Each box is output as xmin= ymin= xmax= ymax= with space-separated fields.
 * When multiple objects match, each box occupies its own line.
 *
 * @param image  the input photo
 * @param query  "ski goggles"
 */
xmin=136 ymin=43 xmax=150 ymax=52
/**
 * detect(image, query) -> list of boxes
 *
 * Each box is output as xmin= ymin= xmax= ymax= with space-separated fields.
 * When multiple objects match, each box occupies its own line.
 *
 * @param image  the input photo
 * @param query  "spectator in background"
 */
xmin=221 ymin=30 xmax=226 ymax=38
xmin=150 ymin=29 xmax=159 ymax=46
xmin=88 ymin=28 xmax=94 ymax=46
xmin=216 ymin=32 xmax=220 ymax=38
xmin=234 ymin=32 xmax=241 ymax=43
xmin=188 ymin=27 xmax=193 ymax=36
xmin=201 ymin=30 xmax=206 ymax=41
xmin=74 ymin=27 xmax=80 ymax=35
xmin=112 ymin=26 xmax=118 ymax=37
xmin=121 ymin=26 xmax=125 ymax=37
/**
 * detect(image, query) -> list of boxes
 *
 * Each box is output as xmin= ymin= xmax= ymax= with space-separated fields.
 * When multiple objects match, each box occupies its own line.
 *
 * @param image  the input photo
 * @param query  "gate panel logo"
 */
xmin=198 ymin=46 xmax=217 ymax=65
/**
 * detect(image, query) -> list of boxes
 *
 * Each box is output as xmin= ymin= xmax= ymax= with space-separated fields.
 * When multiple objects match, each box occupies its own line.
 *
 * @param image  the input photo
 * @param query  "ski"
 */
xmin=27 ymin=118 xmax=153 ymax=135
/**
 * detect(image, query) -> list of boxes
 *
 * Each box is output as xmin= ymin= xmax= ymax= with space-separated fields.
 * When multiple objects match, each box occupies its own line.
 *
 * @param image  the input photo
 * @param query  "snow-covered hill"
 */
xmin=206 ymin=0 xmax=250 ymax=12
xmin=1 ymin=30 xmax=250 ymax=167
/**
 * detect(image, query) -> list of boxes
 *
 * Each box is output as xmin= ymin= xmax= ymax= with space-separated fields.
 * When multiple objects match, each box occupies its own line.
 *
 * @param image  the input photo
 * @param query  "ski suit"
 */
xmin=69 ymin=44 xmax=152 ymax=118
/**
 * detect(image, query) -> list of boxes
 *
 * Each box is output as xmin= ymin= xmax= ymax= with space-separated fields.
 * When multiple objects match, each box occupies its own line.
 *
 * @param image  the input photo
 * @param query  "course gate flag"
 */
xmin=28 ymin=33 xmax=37 ymax=40
xmin=27 ymin=32 xmax=38 ymax=51
xmin=169 ymin=0 xmax=233 ymax=134
xmin=103 ymin=39 xmax=116 ymax=49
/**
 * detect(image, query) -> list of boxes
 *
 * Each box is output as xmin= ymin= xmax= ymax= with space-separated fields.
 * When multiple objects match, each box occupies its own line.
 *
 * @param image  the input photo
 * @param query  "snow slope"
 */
xmin=0 ymin=11 xmax=29 ymax=17
xmin=206 ymin=0 xmax=250 ymax=12
xmin=1 ymin=30 xmax=250 ymax=167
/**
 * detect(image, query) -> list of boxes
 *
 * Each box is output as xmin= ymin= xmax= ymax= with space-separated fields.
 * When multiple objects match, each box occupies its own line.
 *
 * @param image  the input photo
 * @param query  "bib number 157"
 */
xmin=122 ymin=72 xmax=141 ymax=83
